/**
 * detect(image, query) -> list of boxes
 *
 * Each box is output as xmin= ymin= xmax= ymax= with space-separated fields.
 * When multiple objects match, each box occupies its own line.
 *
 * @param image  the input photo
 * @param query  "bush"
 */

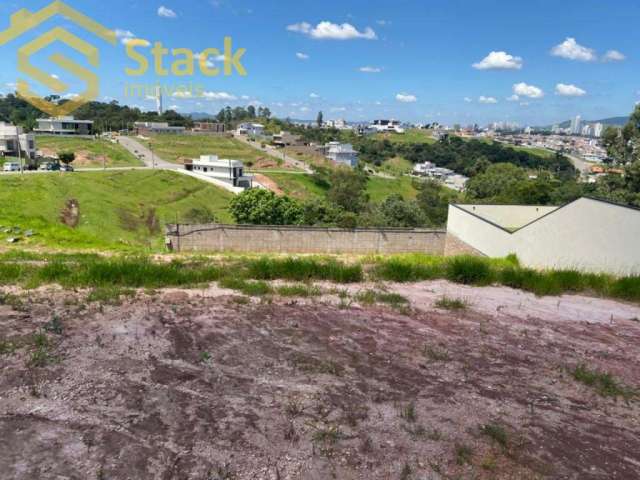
xmin=248 ymin=257 xmax=362 ymax=283
xmin=445 ymin=256 xmax=494 ymax=285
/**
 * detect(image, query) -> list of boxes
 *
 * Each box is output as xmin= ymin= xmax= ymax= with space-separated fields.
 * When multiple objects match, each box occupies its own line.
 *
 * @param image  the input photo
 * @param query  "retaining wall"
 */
xmin=166 ymin=224 xmax=447 ymax=255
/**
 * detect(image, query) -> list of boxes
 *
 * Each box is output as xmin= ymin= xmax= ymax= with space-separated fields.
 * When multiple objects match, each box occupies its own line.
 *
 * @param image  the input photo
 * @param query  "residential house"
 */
xmin=134 ymin=122 xmax=186 ymax=135
xmin=325 ymin=141 xmax=358 ymax=168
xmin=35 ymin=116 xmax=93 ymax=135
xmin=370 ymin=119 xmax=405 ymax=134
xmin=0 ymin=123 xmax=36 ymax=160
xmin=192 ymin=122 xmax=225 ymax=133
xmin=237 ymin=123 xmax=265 ymax=137
xmin=187 ymin=155 xmax=253 ymax=189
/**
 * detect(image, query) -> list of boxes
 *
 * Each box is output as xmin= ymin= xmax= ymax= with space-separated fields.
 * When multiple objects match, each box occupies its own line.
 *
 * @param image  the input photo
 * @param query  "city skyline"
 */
xmin=0 ymin=0 xmax=638 ymax=125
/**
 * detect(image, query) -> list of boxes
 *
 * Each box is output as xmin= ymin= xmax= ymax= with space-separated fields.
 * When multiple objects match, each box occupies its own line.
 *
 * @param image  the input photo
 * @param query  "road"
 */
xmin=232 ymin=133 xmax=314 ymax=173
xmin=117 ymin=136 xmax=177 ymax=169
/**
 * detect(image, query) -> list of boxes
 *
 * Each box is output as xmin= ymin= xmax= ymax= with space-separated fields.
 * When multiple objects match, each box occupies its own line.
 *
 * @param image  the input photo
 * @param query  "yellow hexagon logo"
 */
xmin=0 ymin=1 xmax=116 ymax=116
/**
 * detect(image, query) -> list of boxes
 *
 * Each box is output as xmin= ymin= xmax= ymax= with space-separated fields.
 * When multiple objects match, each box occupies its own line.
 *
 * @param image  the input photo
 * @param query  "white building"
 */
xmin=237 ymin=123 xmax=265 ymax=137
xmin=593 ymin=123 xmax=604 ymax=138
xmin=325 ymin=142 xmax=358 ymax=168
xmin=189 ymin=155 xmax=253 ymax=189
xmin=413 ymin=161 xmax=435 ymax=176
xmin=0 ymin=123 xmax=36 ymax=159
xmin=134 ymin=122 xmax=185 ymax=134
xmin=446 ymin=197 xmax=640 ymax=275
xmin=35 ymin=116 xmax=93 ymax=136
xmin=370 ymin=119 xmax=405 ymax=134
xmin=570 ymin=115 xmax=582 ymax=135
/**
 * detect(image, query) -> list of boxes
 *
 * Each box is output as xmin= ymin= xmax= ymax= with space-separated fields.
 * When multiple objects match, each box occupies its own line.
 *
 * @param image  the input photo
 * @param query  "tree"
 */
xmin=58 ymin=151 xmax=75 ymax=166
xmin=317 ymin=111 xmax=323 ymax=127
xmin=415 ymin=179 xmax=457 ymax=226
xmin=376 ymin=194 xmax=425 ymax=227
xmin=229 ymin=189 xmax=303 ymax=225
xmin=465 ymin=163 xmax=528 ymax=201
xmin=247 ymin=105 xmax=256 ymax=118
xmin=326 ymin=168 xmax=369 ymax=213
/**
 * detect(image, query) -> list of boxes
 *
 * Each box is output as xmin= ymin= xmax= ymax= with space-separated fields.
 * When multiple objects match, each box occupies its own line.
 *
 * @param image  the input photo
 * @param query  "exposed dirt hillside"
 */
xmin=1 ymin=282 xmax=639 ymax=479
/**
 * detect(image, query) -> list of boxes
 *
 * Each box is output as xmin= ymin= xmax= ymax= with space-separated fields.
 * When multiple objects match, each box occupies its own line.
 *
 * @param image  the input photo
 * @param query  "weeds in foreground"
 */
xmin=399 ymin=462 xmax=412 ymax=480
xmin=311 ymin=424 xmax=343 ymax=445
xmin=423 ymin=345 xmax=451 ymax=362
xmin=399 ymin=402 xmax=417 ymax=423
xmin=572 ymin=364 xmax=636 ymax=400
xmin=219 ymin=277 xmax=273 ymax=296
xmin=357 ymin=289 xmax=409 ymax=309
xmin=0 ymin=339 xmax=17 ymax=355
xmin=28 ymin=331 xmax=53 ymax=368
xmin=276 ymin=284 xmax=322 ymax=297
xmin=87 ymin=287 xmax=135 ymax=304
xmin=480 ymin=422 xmax=509 ymax=449
xmin=434 ymin=296 xmax=468 ymax=311
xmin=455 ymin=443 xmax=474 ymax=465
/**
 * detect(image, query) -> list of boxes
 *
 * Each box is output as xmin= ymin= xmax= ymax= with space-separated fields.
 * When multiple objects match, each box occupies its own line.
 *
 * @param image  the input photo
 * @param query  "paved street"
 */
xmin=117 ymin=136 xmax=177 ymax=170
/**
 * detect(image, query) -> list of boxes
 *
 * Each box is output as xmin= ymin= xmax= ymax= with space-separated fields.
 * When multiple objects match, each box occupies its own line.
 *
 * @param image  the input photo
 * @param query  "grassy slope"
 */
xmin=0 ymin=170 xmax=233 ymax=250
xmin=37 ymin=136 xmax=143 ymax=168
xmin=144 ymin=134 xmax=272 ymax=165
xmin=262 ymin=172 xmax=419 ymax=203
xmin=375 ymin=129 xmax=437 ymax=145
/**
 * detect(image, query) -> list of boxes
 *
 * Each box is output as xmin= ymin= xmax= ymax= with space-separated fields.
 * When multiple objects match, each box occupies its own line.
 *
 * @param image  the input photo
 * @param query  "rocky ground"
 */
xmin=1 ymin=281 xmax=639 ymax=479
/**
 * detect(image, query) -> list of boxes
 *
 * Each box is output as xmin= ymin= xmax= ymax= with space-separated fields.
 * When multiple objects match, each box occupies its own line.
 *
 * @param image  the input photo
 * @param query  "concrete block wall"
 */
xmin=166 ymin=224 xmax=447 ymax=255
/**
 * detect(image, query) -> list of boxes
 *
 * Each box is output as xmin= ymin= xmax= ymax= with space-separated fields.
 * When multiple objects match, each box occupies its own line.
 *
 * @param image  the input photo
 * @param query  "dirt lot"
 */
xmin=1 ymin=281 xmax=639 ymax=479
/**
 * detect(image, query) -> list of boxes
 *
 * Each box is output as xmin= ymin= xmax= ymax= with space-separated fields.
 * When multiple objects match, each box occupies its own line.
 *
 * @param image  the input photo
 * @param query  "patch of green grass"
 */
xmin=356 ymin=289 xmax=409 ymax=308
xmin=434 ymin=296 xmax=468 ymax=311
xmin=263 ymin=172 xmax=329 ymax=201
xmin=374 ymin=129 xmax=437 ymax=145
xmin=87 ymin=287 xmax=136 ymax=304
xmin=248 ymin=257 xmax=362 ymax=283
xmin=0 ymin=170 xmax=233 ymax=250
xmin=0 ymin=339 xmax=17 ymax=355
xmin=571 ymin=364 xmax=636 ymax=399
xmin=144 ymin=134 xmax=270 ymax=164
xmin=311 ymin=425 xmax=343 ymax=445
xmin=219 ymin=277 xmax=273 ymax=296
xmin=275 ymin=283 xmax=322 ymax=297
xmin=37 ymin=135 xmax=143 ymax=168
xmin=480 ymin=422 xmax=509 ymax=449
xmin=446 ymin=256 xmax=494 ymax=285
xmin=366 ymin=175 xmax=419 ymax=203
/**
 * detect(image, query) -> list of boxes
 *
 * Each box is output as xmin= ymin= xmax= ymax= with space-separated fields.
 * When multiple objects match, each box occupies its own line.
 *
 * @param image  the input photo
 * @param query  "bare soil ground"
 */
xmin=1 ymin=281 xmax=639 ymax=480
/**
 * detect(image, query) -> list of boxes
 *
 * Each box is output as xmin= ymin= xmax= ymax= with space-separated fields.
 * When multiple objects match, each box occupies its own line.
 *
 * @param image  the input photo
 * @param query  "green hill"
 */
xmin=0 ymin=170 xmax=233 ymax=251
xmin=37 ymin=136 xmax=143 ymax=168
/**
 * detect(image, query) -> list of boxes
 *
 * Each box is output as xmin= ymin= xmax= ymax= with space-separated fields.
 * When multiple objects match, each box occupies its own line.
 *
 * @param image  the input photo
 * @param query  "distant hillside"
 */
xmin=188 ymin=112 xmax=217 ymax=120
xmin=556 ymin=116 xmax=629 ymax=129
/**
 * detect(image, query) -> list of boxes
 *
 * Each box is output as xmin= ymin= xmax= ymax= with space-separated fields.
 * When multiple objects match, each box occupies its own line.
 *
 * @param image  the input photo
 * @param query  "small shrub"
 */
xmin=312 ymin=424 xmax=342 ymax=445
xmin=455 ymin=443 xmax=473 ymax=465
xmin=480 ymin=422 xmax=508 ymax=448
xmin=87 ymin=287 xmax=135 ymax=304
xmin=44 ymin=315 xmax=64 ymax=335
xmin=399 ymin=402 xmax=417 ymax=423
xmin=0 ymin=339 xmax=16 ymax=355
xmin=434 ymin=296 xmax=468 ymax=311
xmin=423 ymin=345 xmax=451 ymax=362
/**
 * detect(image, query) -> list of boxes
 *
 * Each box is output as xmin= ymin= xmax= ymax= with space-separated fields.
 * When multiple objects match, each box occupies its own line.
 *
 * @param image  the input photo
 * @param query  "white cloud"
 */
xmin=287 ymin=21 xmax=377 ymax=40
xmin=241 ymin=95 xmax=250 ymax=100
xmin=331 ymin=107 xmax=347 ymax=112
xmin=395 ymin=93 xmax=417 ymax=103
xmin=472 ymin=51 xmax=523 ymax=70
xmin=603 ymin=50 xmax=625 ymax=62
xmin=309 ymin=93 xmax=320 ymax=98
xmin=513 ymin=82 xmax=544 ymax=99
xmin=463 ymin=97 xmax=472 ymax=103
xmin=506 ymin=94 xmax=520 ymax=102
xmin=295 ymin=52 xmax=309 ymax=60
xmin=300 ymin=106 xmax=310 ymax=112
xmin=157 ymin=6 xmax=177 ymax=18
xmin=478 ymin=96 xmax=498 ymax=104
xmin=168 ymin=104 xmax=180 ymax=110
xmin=51 ymin=74 xmax=59 ymax=79
xmin=202 ymin=91 xmax=237 ymax=101
xmin=555 ymin=83 xmax=587 ymax=97
xmin=62 ymin=93 xmax=79 ymax=100
xmin=172 ymin=91 xmax=192 ymax=98
xmin=115 ymin=29 xmax=149 ymax=46
xmin=359 ymin=66 xmax=382 ymax=73
xmin=551 ymin=37 xmax=596 ymax=62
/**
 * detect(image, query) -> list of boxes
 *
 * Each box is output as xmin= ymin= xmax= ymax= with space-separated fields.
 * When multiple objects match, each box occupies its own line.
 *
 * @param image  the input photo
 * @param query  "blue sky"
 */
xmin=0 ymin=0 xmax=638 ymax=125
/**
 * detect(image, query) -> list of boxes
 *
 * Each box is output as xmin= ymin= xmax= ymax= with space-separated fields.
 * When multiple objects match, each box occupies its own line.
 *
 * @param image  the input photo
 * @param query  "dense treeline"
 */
xmin=0 ymin=93 xmax=194 ymax=132
xmin=355 ymin=135 xmax=577 ymax=179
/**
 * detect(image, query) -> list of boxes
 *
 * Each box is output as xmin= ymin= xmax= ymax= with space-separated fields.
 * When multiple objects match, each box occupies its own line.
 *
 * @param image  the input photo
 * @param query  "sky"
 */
xmin=0 ymin=0 xmax=639 ymax=126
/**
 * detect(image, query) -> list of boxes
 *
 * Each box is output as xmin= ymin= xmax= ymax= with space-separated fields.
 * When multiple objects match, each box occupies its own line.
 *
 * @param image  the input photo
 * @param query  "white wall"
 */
xmin=455 ymin=205 xmax=558 ymax=230
xmin=447 ymin=199 xmax=640 ymax=275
